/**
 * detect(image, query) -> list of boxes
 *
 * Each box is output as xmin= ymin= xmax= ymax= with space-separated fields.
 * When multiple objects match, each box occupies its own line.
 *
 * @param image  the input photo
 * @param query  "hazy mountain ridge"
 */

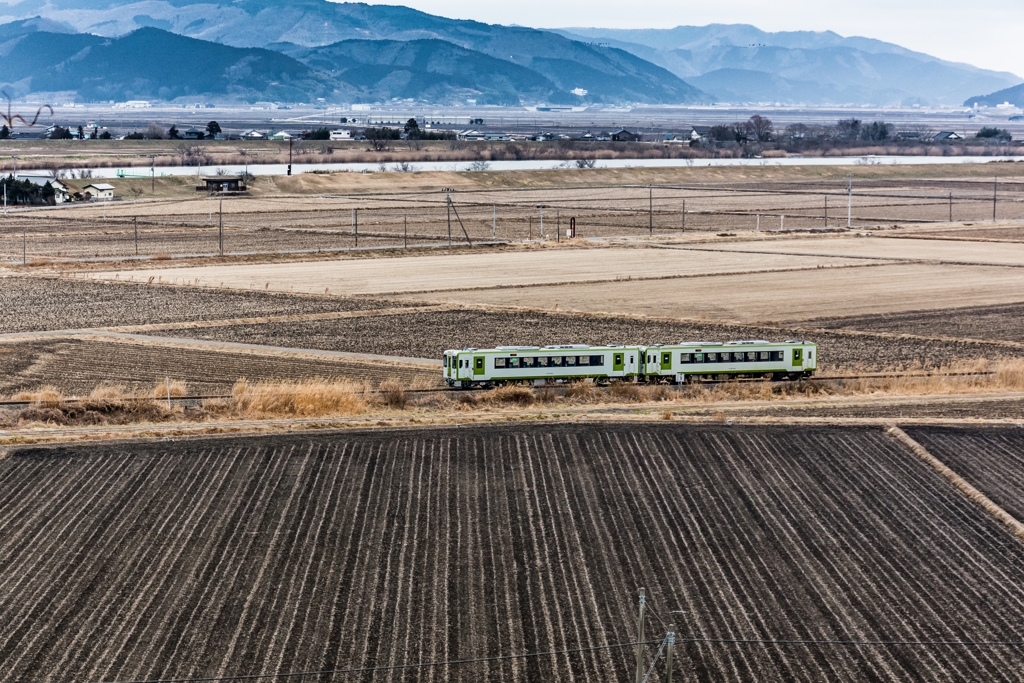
xmin=0 ymin=27 xmax=342 ymax=102
xmin=1 ymin=0 xmax=708 ymax=104
xmin=966 ymin=83 xmax=1024 ymax=108
xmin=553 ymin=24 xmax=1021 ymax=106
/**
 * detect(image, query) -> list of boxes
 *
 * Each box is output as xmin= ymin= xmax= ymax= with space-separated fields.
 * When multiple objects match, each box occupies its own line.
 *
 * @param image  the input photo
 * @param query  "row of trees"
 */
xmin=695 ymin=116 xmax=1013 ymax=151
xmin=0 ymin=175 xmax=55 ymax=205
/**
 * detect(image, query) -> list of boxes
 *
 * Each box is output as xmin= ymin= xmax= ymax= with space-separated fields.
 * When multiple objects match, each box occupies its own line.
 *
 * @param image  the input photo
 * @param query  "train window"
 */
xmin=522 ymin=357 xmax=535 ymax=367
xmin=808 ymin=351 xmax=813 ymax=360
xmin=552 ymin=356 xmax=563 ymax=366
xmin=566 ymin=356 xmax=577 ymax=366
xmin=537 ymin=356 xmax=549 ymax=367
xmin=679 ymin=353 xmax=689 ymax=363
xmin=770 ymin=351 xmax=784 ymax=361
xmin=495 ymin=358 xmax=506 ymax=368
xmin=510 ymin=358 xmax=520 ymax=368
xmin=663 ymin=353 xmax=671 ymax=365
xmin=591 ymin=356 xmax=604 ymax=366
xmin=476 ymin=358 xmax=484 ymax=369
xmin=707 ymin=352 xmax=717 ymax=362
xmin=759 ymin=351 xmax=768 ymax=361
xmin=579 ymin=356 xmax=590 ymax=365
xmin=746 ymin=352 xmax=756 ymax=361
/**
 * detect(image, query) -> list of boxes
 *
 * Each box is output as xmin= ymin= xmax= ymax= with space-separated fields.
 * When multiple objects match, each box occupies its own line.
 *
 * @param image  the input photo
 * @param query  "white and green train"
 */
xmin=443 ymin=340 xmax=817 ymax=388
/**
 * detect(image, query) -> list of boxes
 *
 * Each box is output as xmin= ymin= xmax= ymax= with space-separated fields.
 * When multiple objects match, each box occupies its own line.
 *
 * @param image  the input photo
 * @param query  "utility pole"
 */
xmin=404 ymin=214 xmax=407 ymax=249
xmin=134 ymin=216 xmax=138 ymax=255
xmin=447 ymin=192 xmax=452 ymax=247
xmin=665 ymin=624 xmax=675 ymax=683
xmin=846 ymin=174 xmax=853 ymax=228
xmin=949 ymin=192 xmax=953 ymax=222
xmin=218 ymin=199 xmax=223 ymax=256
xmin=492 ymin=204 xmax=496 ymax=237
xmin=824 ymin=195 xmax=828 ymax=227
xmin=539 ymin=205 xmax=544 ymax=237
xmin=23 ymin=220 xmax=26 ymax=266
xmin=681 ymin=199 xmax=685 ymax=233
xmin=354 ymin=208 xmax=358 ymax=247
xmin=649 ymin=185 xmax=653 ymax=236
xmin=12 ymin=155 xmax=17 ymax=179
xmin=149 ymin=155 xmax=155 ymax=192
xmin=288 ymin=138 xmax=293 ymax=176
xmin=993 ymin=176 xmax=998 ymax=221
xmin=634 ymin=588 xmax=646 ymax=683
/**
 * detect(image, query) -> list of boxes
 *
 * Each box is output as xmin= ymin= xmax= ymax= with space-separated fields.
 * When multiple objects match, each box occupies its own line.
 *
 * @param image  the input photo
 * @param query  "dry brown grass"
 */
xmin=11 ymin=386 xmax=65 ymax=409
xmin=231 ymin=378 xmax=367 ymax=417
xmin=377 ymin=379 xmax=407 ymax=409
xmin=152 ymin=379 xmax=188 ymax=399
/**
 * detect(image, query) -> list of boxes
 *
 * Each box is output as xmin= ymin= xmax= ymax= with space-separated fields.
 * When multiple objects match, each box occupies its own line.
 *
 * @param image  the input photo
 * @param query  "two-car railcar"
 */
xmin=443 ymin=340 xmax=816 ymax=388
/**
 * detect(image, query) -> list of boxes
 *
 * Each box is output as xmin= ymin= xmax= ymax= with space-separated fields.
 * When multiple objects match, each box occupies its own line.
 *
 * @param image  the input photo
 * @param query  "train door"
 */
xmin=613 ymin=353 xmax=624 ymax=373
xmin=473 ymin=356 xmax=485 ymax=377
xmin=792 ymin=348 xmax=803 ymax=367
xmin=661 ymin=351 xmax=672 ymax=373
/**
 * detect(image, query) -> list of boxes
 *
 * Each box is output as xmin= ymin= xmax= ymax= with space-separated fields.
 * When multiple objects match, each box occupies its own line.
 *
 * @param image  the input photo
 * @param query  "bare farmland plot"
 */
xmin=906 ymin=426 xmax=1024 ymax=522
xmin=0 ymin=338 xmax=437 ymax=396
xmin=18 ymin=177 xmax=1024 ymax=261
xmin=153 ymin=308 xmax=1019 ymax=370
xmin=0 ymin=277 xmax=413 ymax=334
xmin=808 ymin=302 xmax=1024 ymax=343
xmin=395 ymin=263 xmax=1024 ymax=323
xmin=2 ymin=424 xmax=1024 ymax=681
xmin=91 ymin=248 xmax=880 ymax=297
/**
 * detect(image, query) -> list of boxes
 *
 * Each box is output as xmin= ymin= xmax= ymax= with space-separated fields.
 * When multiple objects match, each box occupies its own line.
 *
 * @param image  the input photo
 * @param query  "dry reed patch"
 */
xmin=482 ymin=385 xmax=536 ymax=407
xmin=11 ymin=386 xmax=65 ymax=409
xmin=376 ymin=380 xmax=407 ymax=409
xmin=231 ymin=378 xmax=367 ymax=417
xmin=564 ymin=381 xmax=599 ymax=402
xmin=152 ymin=379 xmax=188 ymax=399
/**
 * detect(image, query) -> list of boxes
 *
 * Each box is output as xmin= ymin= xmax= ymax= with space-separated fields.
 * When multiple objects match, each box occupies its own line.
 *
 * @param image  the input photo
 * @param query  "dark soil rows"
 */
xmin=0 ymin=277 xmax=410 ymax=334
xmin=809 ymin=302 xmax=1024 ymax=344
xmin=721 ymin=398 xmax=1024 ymax=421
xmin=0 ymin=339 xmax=435 ymax=396
xmin=158 ymin=309 xmax=1017 ymax=370
xmin=2 ymin=424 xmax=1024 ymax=681
xmin=906 ymin=425 xmax=1024 ymax=522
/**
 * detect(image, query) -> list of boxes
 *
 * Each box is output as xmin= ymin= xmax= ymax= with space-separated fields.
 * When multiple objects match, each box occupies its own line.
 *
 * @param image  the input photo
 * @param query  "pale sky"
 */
xmin=361 ymin=0 xmax=1024 ymax=79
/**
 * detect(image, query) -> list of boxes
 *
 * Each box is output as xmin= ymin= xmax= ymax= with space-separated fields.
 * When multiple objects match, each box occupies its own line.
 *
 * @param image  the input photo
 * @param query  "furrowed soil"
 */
xmin=906 ymin=425 xmax=1024 ymax=521
xmin=2 ymin=423 xmax=1024 ymax=682
xmin=0 ymin=277 xmax=412 ymax=334
xmin=0 ymin=339 xmax=435 ymax=395
xmin=808 ymin=302 xmax=1024 ymax=344
xmin=152 ymin=308 xmax=1018 ymax=369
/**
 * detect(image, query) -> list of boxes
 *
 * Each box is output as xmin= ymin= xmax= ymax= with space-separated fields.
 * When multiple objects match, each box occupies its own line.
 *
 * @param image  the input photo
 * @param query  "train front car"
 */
xmin=443 ymin=345 xmax=643 ymax=388
xmin=641 ymin=340 xmax=817 ymax=383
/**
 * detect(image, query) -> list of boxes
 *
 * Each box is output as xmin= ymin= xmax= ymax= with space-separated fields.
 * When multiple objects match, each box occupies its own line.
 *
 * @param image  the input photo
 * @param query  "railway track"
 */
xmin=0 ymin=371 xmax=997 ymax=408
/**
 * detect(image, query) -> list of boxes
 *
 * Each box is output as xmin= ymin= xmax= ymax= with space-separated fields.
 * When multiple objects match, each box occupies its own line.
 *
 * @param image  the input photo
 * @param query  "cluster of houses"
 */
xmin=11 ymin=175 xmax=118 ymax=203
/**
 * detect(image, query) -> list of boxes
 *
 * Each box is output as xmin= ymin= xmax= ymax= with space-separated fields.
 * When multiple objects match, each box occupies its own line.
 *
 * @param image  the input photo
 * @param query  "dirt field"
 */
xmin=90 ymin=247 xmax=874 ymax=297
xmin=907 ymin=426 xmax=1024 ymax=521
xmin=0 ymin=338 xmax=435 ymax=395
xmin=394 ymin=262 xmax=1024 ymax=323
xmin=0 ymin=276 xmax=411 ymax=334
xmin=809 ymin=302 xmax=1024 ymax=343
xmin=2 ymin=423 xmax=1023 ymax=682
xmin=152 ymin=308 xmax=1017 ymax=370
xmin=703 ymin=235 xmax=1024 ymax=266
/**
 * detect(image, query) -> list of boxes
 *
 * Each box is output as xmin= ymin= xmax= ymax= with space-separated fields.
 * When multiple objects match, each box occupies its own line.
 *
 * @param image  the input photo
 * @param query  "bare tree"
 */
xmin=745 ymin=115 xmax=774 ymax=142
xmin=145 ymin=123 xmax=165 ymax=140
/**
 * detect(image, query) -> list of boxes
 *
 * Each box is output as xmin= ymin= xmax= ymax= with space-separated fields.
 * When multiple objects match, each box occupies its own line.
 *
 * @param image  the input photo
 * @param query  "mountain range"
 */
xmin=553 ymin=25 xmax=1021 ymax=107
xmin=0 ymin=1 xmax=1019 ymax=107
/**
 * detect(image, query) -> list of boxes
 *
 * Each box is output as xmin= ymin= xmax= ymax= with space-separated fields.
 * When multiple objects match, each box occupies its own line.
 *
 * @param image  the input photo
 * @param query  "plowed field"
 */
xmin=0 ymin=339 xmax=436 ymax=395
xmin=907 ymin=425 xmax=1024 ymax=521
xmin=2 ymin=424 xmax=1023 ymax=682
xmin=0 ymin=277 xmax=410 ymax=334
xmin=155 ymin=308 xmax=1016 ymax=369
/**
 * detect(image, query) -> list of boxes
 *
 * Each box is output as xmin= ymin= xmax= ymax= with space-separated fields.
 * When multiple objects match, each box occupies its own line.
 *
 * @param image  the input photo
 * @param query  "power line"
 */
xmin=83 ymin=640 xmax=662 ymax=683
xmin=676 ymin=636 xmax=1024 ymax=647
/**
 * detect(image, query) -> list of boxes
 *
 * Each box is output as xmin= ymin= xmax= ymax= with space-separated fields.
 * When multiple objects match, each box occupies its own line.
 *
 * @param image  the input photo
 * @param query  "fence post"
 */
xmin=134 ymin=216 xmax=138 ymax=255
xmin=847 ymin=174 xmax=852 ymax=228
xmin=218 ymin=199 xmax=223 ymax=256
xmin=781 ymin=214 xmax=784 ymax=231
xmin=539 ymin=205 xmax=544 ymax=237
xmin=949 ymin=192 xmax=953 ymax=222
xmin=824 ymin=195 xmax=828 ymax=227
xmin=681 ymin=198 xmax=685 ymax=233
xmin=993 ymin=176 xmax=998 ymax=221
xmin=355 ymin=208 xmax=358 ymax=247
xmin=493 ymin=204 xmax=496 ymax=237
xmin=404 ymin=214 xmax=408 ymax=249
xmin=447 ymin=192 xmax=452 ymax=247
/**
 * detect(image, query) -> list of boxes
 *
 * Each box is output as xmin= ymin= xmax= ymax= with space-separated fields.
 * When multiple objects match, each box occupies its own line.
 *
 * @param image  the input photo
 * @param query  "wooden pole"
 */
xmin=447 ymin=193 xmax=452 ymax=246
xmin=354 ymin=208 xmax=358 ymax=247
xmin=649 ymin=185 xmax=653 ymax=236
xmin=681 ymin=199 xmax=685 ymax=232
xmin=993 ymin=176 xmax=998 ymax=221
xmin=635 ymin=588 xmax=646 ymax=683
xmin=218 ymin=199 xmax=223 ymax=255
xmin=824 ymin=195 xmax=828 ymax=227
xmin=949 ymin=192 xmax=953 ymax=222
xmin=134 ymin=216 xmax=138 ymax=255
xmin=404 ymin=214 xmax=408 ymax=249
